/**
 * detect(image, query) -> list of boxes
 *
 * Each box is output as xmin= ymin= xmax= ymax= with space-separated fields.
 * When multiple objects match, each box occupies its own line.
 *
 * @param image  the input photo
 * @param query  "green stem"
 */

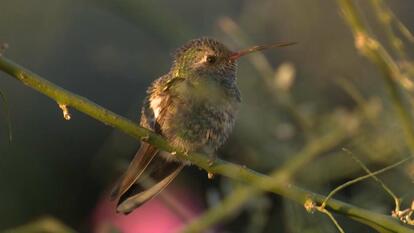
xmin=320 ymin=157 xmax=410 ymax=209
xmin=338 ymin=0 xmax=414 ymax=154
xmin=0 ymin=56 xmax=412 ymax=232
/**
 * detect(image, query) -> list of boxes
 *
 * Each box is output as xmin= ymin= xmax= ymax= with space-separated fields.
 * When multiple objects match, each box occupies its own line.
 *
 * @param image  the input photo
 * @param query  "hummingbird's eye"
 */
xmin=206 ymin=55 xmax=217 ymax=64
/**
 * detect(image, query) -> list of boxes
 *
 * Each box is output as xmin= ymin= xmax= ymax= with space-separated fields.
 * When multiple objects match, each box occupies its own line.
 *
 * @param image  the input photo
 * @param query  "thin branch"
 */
xmin=318 ymin=207 xmax=346 ymax=233
xmin=338 ymin=0 xmax=414 ymax=154
xmin=304 ymin=199 xmax=345 ymax=233
xmin=320 ymin=156 xmax=411 ymax=209
xmin=370 ymin=0 xmax=407 ymax=59
xmin=342 ymin=148 xmax=401 ymax=212
xmin=0 ymin=56 xmax=413 ymax=232
xmin=370 ymin=0 xmax=414 ymax=44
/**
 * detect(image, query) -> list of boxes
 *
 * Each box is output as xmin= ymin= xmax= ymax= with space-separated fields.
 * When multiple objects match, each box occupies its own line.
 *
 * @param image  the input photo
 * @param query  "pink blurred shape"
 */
xmin=91 ymin=187 xmax=203 ymax=233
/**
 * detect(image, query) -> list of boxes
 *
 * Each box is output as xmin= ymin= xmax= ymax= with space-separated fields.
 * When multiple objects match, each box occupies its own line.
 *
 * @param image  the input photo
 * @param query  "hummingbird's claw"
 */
xmin=207 ymin=155 xmax=216 ymax=179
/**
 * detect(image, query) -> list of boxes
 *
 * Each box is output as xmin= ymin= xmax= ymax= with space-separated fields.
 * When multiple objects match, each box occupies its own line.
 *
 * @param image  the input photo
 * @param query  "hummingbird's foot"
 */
xmin=207 ymin=157 xmax=216 ymax=179
xmin=207 ymin=171 xmax=215 ymax=179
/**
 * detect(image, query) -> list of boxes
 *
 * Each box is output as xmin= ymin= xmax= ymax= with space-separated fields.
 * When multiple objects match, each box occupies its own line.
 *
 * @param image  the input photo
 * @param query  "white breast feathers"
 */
xmin=149 ymin=96 xmax=163 ymax=119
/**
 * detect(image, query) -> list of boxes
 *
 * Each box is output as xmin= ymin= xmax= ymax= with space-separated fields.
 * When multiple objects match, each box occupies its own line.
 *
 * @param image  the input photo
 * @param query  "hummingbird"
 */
xmin=111 ymin=37 xmax=295 ymax=214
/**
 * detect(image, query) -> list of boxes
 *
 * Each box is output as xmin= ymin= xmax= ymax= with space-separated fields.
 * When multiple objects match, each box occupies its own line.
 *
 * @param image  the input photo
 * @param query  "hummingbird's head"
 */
xmin=171 ymin=38 xmax=236 ymax=80
xmin=171 ymin=37 xmax=296 ymax=81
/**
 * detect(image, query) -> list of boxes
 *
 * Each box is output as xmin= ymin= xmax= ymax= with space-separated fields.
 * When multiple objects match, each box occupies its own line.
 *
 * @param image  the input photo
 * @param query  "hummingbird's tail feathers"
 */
xmin=111 ymin=142 xmax=158 ymax=200
xmin=116 ymin=159 xmax=184 ymax=214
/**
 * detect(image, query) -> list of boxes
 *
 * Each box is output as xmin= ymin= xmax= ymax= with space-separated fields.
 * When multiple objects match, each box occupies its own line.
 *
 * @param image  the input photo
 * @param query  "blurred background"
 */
xmin=0 ymin=0 xmax=414 ymax=232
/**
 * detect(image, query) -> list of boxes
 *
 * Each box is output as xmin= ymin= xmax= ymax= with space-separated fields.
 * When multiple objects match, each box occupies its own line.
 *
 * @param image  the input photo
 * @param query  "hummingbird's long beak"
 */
xmin=229 ymin=41 xmax=297 ymax=60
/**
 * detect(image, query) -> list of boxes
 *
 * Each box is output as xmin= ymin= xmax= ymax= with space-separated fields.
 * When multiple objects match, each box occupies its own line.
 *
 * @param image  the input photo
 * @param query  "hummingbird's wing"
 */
xmin=112 ymin=75 xmax=185 ymax=214
xmin=115 ymin=156 xmax=184 ymax=214
xmin=110 ymin=142 xmax=158 ymax=200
